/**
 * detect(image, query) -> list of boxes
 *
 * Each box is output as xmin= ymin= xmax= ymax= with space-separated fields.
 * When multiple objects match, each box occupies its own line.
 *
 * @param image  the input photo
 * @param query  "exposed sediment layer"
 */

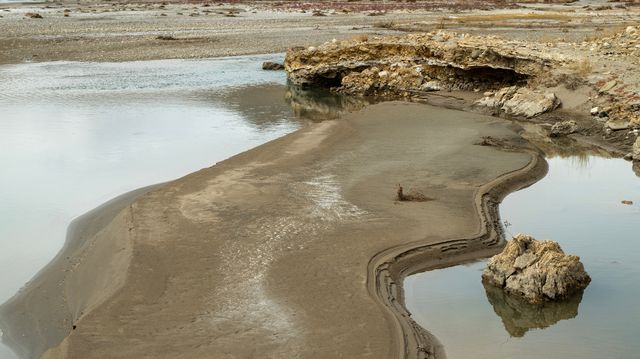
xmin=0 ymin=102 xmax=545 ymax=359
xmin=368 ymin=128 xmax=546 ymax=358
xmin=285 ymin=31 xmax=569 ymax=95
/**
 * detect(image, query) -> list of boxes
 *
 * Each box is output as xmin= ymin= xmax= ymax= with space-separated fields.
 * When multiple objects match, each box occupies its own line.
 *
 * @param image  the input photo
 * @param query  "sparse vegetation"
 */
xmin=373 ymin=21 xmax=395 ymax=29
xmin=570 ymin=58 xmax=593 ymax=78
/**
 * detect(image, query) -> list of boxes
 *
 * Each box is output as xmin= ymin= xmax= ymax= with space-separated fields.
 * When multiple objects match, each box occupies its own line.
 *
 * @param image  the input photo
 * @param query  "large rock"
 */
xmin=482 ymin=234 xmax=590 ymax=304
xmin=476 ymin=86 xmax=561 ymax=118
xmin=633 ymin=137 xmax=640 ymax=161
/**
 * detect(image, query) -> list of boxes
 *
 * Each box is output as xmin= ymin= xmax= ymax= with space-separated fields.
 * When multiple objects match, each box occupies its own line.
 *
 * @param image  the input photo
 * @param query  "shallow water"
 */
xmin=0 ymin=55 xmax=304 ymax=358
xmin=405 ymin=156 xmax=640 ymax=359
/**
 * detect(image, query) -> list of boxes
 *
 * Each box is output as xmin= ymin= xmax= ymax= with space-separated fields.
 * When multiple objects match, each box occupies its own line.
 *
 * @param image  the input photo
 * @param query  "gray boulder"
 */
xmin=604 ymin=119 xmax=630 ymax=131
xmin=482 ymin=234 xmax=591 ymax=304
xmin=476 ymin=87 xmax=561 ymax=118
xmin=550 ymin=120 xmax=578 ymax=137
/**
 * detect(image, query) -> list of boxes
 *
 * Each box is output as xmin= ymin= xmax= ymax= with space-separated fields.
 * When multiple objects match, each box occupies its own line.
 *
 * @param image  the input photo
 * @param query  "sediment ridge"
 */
xmin=367 ymin=133 xmax=546 ymax=358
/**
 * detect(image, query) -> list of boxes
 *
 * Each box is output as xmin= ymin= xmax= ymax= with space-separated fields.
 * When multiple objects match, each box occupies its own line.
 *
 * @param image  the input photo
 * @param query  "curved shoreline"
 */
xmin=2 ymin=102 xmax=547 ymax=358
xmin=367 ymin=145 xmax=548 ymax=359
xmin=0 ymin=184 xmax=162 ymax=359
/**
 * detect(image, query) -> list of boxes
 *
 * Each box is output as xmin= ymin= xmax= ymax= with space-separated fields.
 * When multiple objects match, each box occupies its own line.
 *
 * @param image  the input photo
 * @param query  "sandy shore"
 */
xmin=1 ymin=101 xmax=546 ymax=358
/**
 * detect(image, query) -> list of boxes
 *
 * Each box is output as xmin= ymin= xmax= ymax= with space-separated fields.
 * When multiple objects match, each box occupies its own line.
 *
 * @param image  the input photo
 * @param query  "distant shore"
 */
xmin=0 ymin=0 xmax=636 ymax=65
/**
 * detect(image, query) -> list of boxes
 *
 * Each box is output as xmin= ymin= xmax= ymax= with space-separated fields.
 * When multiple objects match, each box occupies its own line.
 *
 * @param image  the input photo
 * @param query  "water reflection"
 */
xmin=208 ymin=84 xmax=303 ymax=129
xmin=0 ymin=55 xmax=300 ymax=359
xmin=284 ymin=84 xmax=370 ymax=121
xmin=483 ymin=282 xmax=584 ymax=338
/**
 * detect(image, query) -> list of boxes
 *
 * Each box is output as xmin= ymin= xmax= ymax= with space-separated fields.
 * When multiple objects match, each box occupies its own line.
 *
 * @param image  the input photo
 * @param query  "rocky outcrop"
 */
xmin=482 ymin=234 xmax=590 ymax=304
xmin=550 ymin=120 xmax=578 ymax=137
xmin=285 ymin=31 xmax=568 ymax=96
xmin=476 ymin=87 xmax=561 ymax=118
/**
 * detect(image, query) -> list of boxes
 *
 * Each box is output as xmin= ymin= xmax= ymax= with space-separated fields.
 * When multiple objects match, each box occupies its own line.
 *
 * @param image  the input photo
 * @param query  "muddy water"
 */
xmin=405 ymin=156 xmax=640 ymax=359
xmin=0 ymin=55 xmax=306 ymax=358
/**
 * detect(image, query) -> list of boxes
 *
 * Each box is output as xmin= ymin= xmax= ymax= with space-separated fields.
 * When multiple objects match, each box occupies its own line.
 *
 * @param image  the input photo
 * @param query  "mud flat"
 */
xmin=1 ymin=101 xmax=545 ymax=358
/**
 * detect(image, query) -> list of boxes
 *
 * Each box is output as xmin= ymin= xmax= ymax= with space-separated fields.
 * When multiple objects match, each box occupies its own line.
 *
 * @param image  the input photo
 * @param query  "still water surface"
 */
xmin=0 ymin=55 xmax=303 ymax=358
xmin=405 ymin=156 xmax=640 ymax=358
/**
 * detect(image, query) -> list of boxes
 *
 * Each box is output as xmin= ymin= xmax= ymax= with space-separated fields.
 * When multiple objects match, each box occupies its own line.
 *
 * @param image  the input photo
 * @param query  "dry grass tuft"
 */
xmin=570 ymin=58 xmax=593 ymax=77
xmin=355 ymin=34 xmax=369 ymax=43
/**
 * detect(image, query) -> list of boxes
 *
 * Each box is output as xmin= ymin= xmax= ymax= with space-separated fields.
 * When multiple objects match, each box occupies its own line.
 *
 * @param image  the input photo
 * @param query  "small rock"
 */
xmin=605 ymin=119 xmax=630 ymax=131
xmin=482 ymin=234 xmax=591 ymax=304
xmin=621 ymin=200 xmax=633 ymax=205
xmin=25 ymin=12 xmax=43 ymax=19
xmin=262 ymin=61 xmax=285 ymax=71
xmin=550 ymin=120 xmax=578 ymax=137
xmin=420 ymin=80 xmax=441 ymax=92
xmin=590 ymin=106 xmax=599 ymax=115
xmin=599 ymin=80 xmax=617 ymax=93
